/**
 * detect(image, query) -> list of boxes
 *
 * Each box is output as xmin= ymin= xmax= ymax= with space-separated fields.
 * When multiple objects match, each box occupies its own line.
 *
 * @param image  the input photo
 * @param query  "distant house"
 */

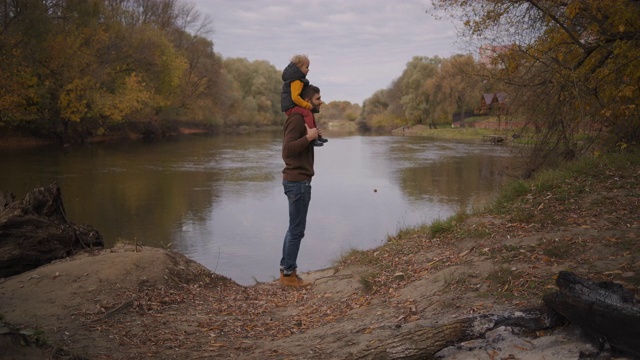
xmin=477 ymin=92 xmax=507 ymax=115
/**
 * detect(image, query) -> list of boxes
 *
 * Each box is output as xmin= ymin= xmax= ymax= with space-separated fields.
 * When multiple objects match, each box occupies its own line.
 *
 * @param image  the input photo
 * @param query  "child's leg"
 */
xmin=288 ymin=107 xmax=315 ymax=129
xmin=293 ymin=108 xmax=323 ymax=146
xmin=303 ymin=113 xmax=315 ymax=130
xmin=306 ymin=110 xmax=328 ymax=143
xmin=287 ymin=107 xmax=323 ymax=146
xmin=300 ymin=110 xmax=328 ymax=144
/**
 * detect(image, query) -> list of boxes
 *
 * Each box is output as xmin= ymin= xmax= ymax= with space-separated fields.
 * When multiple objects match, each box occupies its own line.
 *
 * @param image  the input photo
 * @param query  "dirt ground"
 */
xmin=1 ymin=157 xmax=639 ymax=359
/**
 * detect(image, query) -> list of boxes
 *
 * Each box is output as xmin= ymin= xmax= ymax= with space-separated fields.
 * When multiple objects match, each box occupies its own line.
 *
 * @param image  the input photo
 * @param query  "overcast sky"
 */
xmin=190 ymin=1 xmax=465 ymax=104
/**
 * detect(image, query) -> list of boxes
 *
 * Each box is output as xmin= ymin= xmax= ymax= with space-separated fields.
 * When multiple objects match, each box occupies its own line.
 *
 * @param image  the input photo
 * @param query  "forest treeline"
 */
xmin=0 ymin=0 xmax=504 ymax=144
xmin=1 ymin=0 xmax=639 ymax=170
xmin=0 ymin=0 xmax=289 ymax=144
xmin=357 ymin=55 xmax=490 ymax=131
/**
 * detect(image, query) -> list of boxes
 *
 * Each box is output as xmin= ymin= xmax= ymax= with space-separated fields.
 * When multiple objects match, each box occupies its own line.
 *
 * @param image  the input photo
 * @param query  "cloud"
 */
xmin=192 ymin=0 xmax=462 ymax=104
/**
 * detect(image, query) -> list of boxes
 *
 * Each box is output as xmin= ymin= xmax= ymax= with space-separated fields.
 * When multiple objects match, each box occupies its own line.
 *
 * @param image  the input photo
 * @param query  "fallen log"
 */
xmin=0 ymin=191 xmax=14 ymax=210
xmin=0 ymin=183 xmax=103 ymax=278
xmin=543 ymin=271 xmax=640 ymax=358
xmin=352 ymin=307 xmax=564 ymax=359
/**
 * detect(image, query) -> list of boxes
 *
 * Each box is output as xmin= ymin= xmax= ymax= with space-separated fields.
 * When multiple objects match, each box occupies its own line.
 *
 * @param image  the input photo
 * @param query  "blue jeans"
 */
xmin=280 ymin=180 xmax=312 ymax=274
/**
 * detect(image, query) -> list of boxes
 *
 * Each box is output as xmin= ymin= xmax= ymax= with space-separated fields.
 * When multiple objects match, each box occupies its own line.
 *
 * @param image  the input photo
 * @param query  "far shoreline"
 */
xmin=0 ymin=120 xmax=514 ymax=151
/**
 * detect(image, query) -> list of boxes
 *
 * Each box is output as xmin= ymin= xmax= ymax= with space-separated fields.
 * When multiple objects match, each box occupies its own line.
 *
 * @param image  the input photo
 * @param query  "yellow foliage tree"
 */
xmin=93 ymin=72 xmax=151 ymax=124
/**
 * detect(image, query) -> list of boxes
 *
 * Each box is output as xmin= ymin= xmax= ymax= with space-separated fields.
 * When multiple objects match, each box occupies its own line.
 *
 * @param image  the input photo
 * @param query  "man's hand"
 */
xmin=305 ymin=124 xmax=319 ymax=142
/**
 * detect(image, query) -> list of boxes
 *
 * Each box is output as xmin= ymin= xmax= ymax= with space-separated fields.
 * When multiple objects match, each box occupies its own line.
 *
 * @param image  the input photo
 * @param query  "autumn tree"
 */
xmin=430 ymin=0 xmax=640 ymax=168
xmin=359 ymin=55 xmax=476 ymax=131
xmin=429 ymin=54 xmax=489 ymax=126
xmin=0 ymin=0 xmax=300 ymax=143
xmin=0 ymin=0 xmax=116 ymax=141
xmin=399 ymin=56 xmax=441 ymax=125
xmin=358 ymin=89 xmax=392 ymax=131
xmin=174 ymin=34 xmax=225 ymax=127
xmin=316 ymin=101 xmax=361 ymax=123
xmin=0 ymin=0 xmax=45 ymax=126
xmin=0 ymin=0 xmax=172 ymax=141
xmin=221 ymin=58 xmax=281 ymax=128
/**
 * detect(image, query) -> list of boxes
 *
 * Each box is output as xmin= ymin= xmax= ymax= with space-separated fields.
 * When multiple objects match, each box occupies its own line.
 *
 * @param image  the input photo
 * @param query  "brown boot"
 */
xmin=280 ymin=271 xmax=312 ymax=288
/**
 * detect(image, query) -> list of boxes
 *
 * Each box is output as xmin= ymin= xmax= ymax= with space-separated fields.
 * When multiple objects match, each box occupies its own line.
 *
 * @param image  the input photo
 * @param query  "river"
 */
xmin=0 ymin=131 xmax=512 ymax=285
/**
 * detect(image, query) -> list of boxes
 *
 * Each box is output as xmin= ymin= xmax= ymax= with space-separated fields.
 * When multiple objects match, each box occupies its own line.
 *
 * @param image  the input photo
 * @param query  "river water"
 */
xmin=0 ymin=131 xmax=512 ymax=285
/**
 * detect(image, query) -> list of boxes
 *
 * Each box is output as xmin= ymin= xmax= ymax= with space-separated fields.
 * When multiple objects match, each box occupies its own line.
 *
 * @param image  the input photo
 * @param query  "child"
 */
xmin=281 ymin=54 xmax=328 ymax=146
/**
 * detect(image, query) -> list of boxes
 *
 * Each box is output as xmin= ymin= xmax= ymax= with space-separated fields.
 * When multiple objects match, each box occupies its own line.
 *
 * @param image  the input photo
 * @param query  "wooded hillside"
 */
xmin=0 ymin=0 xmax=286 ymax=143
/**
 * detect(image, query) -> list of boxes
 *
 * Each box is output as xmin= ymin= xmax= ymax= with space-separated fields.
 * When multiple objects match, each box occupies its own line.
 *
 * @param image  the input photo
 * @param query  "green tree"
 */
xmin=429 ymin=54 xmax=487 ymax=126
xmin=358 ymin=89 xmax=389 ymax=131
xmin=222 ymin=58 xmax=281 ymax=127
xmin=361 ymin=53 xmax=491 ymax=130
xmin=398 ymin=56 xmax=441 ymax=125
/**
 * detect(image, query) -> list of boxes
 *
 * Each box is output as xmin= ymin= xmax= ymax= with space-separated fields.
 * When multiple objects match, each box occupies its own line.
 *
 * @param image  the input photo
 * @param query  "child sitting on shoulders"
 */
xmin=281 ymin=54 xmax=327 ymax=147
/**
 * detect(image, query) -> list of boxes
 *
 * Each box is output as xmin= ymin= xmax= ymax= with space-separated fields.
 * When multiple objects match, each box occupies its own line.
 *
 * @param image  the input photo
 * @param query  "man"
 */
xmin=279 ymin=84 xmax=323 ymax=287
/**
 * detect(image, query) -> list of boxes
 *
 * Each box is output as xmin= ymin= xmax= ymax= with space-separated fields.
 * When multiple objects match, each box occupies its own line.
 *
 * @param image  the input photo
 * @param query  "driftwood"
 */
xmin=544 ymin=271 xmax=640 ymax=358
xmin=352 ymin=307 xmax=564 ymax=359
xmin=0 ymin=183 xmax=103 ymax=278
xmin=0 ymin=191 xmax=14 ymax=209
xmin=352 ymin=271 xmax=640 ymax=359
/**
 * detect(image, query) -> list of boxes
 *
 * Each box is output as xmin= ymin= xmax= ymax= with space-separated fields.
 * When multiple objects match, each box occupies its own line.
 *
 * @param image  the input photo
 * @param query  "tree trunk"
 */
xmin=352 ymin=308 xmax=564 ymax=359
xmin=0 ymin=184 xmax=103 ymax=278
xmin=543 ymin=271 xmax=640 ymax=358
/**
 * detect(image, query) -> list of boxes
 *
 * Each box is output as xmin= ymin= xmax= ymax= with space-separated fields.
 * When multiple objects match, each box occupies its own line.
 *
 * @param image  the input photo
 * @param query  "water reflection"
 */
xmin=0 ymin=133 xmax=510 ymax=285
xmin=388 ymin=139 xmax=509 ymax=206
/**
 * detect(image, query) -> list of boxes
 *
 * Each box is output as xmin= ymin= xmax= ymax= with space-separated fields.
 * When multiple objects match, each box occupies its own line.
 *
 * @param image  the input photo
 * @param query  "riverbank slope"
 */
xmin=1 ymin=151 xmax=639 ymax=359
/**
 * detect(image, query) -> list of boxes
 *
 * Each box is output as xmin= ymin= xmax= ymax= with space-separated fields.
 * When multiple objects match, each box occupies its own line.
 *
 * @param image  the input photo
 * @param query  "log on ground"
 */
xmin=543 ymin=271 xmax=640 ymax=358
xmin=0 ymin=183 xmax=103 ymax=278
xmin=352 ymin=307 xmax=564 ymax=360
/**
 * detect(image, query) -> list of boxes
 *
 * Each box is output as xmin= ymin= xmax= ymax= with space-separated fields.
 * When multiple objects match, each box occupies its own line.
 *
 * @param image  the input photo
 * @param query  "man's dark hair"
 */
xmin=301 ymin=84 xmax=320 ymax=101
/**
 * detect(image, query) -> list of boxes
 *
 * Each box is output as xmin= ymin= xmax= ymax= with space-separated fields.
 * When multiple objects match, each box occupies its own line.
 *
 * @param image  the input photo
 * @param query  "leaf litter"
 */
xmin=0 ymin=155 xmax=638 ymax=359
